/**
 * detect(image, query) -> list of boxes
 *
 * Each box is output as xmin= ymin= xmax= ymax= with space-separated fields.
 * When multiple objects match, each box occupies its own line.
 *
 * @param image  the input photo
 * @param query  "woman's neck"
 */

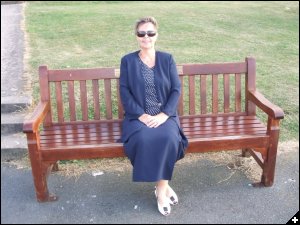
xmin=139 ymin=49 xmax=155 ymax=58
xmin=139 ymin=49 xmax=156 ymax=67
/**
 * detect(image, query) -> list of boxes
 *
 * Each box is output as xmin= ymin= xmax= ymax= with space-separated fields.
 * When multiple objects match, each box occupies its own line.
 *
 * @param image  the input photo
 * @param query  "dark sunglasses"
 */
xmin=136 ymin=31 xmax=156 ymax=37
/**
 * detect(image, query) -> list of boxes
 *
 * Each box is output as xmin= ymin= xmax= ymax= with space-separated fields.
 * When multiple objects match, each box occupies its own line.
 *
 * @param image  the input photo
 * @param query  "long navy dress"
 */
xmin=119 ymin=51 xmax=188 ymax=182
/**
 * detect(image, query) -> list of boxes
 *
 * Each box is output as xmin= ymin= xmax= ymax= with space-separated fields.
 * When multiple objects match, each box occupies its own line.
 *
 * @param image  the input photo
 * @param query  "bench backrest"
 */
xmin=39 ymin=57 xmax=256 ymax=126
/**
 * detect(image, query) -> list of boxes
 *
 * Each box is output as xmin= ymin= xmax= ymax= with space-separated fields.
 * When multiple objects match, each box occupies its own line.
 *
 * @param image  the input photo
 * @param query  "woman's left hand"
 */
xmin=146 ymin=112 xmax=169 ymax=128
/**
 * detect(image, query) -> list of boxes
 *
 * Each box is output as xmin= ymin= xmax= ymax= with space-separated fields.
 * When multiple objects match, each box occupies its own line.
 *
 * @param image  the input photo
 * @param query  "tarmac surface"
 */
xmin=1 ymin=150 xmax=299 ymax=224
xmin=1 ymin=2 xmax=299 ymax=224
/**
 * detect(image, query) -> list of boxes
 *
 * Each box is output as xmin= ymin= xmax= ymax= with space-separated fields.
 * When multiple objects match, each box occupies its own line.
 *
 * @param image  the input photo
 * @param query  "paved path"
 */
xmin=1 ymin=2 xmax=27 ymax=98
xmin=1 ymin=150 xmax=298 ymax=224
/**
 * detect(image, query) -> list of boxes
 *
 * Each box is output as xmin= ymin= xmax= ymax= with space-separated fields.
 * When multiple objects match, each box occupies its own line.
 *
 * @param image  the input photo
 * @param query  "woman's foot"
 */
xmin=155 ymin=187 xmax=171 ymax=216
xmin=166 ymin=185 xmax=178 ymax=205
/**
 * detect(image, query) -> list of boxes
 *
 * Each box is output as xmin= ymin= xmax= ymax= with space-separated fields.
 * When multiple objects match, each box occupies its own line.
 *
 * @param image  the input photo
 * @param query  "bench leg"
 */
xmin=27 ymin=133 xmax=58 ymax=202
xmin=31 ymin=160 xmax=58 ymax=202
xmin=241 ymin=148 xmax=251 ymax=157
xmin=261 ymin=145 xmax=278 ymax=187
xmin=51 ymin=161 xmax=59 ymax=172
xmin=260 ymin=119 xmax=281 ymax=187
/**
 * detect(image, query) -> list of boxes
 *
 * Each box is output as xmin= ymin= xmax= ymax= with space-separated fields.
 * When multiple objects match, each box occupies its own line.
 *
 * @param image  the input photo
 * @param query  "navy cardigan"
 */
xmin=119 ymin=50 xmax=188 ymax=151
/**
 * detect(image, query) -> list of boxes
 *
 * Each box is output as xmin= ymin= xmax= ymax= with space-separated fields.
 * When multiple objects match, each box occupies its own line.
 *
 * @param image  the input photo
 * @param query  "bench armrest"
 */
xmin=248 ymin=90 xmax=284 ymax=119
xmin=23 ymin=101 xmax=50 ymax=133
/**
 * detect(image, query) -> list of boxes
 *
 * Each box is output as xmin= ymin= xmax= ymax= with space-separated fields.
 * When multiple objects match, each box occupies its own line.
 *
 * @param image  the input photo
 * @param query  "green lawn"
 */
xmin=25 ymin=1 xmax=299 ymax=141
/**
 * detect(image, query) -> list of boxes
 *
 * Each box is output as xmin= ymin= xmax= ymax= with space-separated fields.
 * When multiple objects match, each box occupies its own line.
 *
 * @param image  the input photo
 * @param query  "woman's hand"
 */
xmin=138 ymin=114 xmax=151 ymax=125
xmin=139 ymin=113 xmax=169 ymax=128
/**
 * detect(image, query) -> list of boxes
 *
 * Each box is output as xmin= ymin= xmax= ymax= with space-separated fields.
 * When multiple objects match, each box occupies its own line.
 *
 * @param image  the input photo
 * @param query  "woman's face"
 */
xmin=136 ymin=22 xmax=158 ymax=50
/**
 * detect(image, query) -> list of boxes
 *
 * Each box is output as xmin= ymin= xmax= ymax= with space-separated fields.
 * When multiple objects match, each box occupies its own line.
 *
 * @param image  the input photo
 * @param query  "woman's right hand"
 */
xmin=138 ymin=114 xmax=151 ymax=125
xmin=139 ymin=113 xmax=168 ymax=128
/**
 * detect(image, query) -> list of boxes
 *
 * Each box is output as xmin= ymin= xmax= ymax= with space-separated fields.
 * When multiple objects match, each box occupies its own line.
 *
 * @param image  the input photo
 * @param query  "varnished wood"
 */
xmin=55 ymin=81 xmax=64 ymax=123
xmin=92 ymin=80 xmax=100 ymax=120
xmin=48 ymin=67 xmax=116 ymax=81
xmin=200 ymin=75 xmax=207 ymax=114
xmin=235 ymin=74 xmax=241 ymax=112
xmin=248 ymin=90 xmax=284 ymax=119
xmin=67 ymin=81 xmax=76 ymax=121
xmin=182 ymin=62 xmax=247 ymax=75
xmin=189 ymin=76 xmax=195 ymax=115
xmin=39 ymin=65 xmax=52 ymax=126
xmin=245 ymin=149 xmax=264 ymax=168
xmin=24 ymin=58 xmax=284 ymax=202
xmin=178 ymin=76 xmax=184 ymax=115
xmin=116 ymin=79 xmax=124 ymax=119
xmin=223 ymin=74 xmax=230 ymax=113
xmin=80 ymin=80 xmax=88 ymax=121
xmin=104 ymin=79 xmax=112 ymax=119
xmin=23 ymin=101 xmax=50 ymax=133
xmin=246 ymin=57 xmax=256 ymax=116
xmin=212 ymin=75 xmax=218 ymax=113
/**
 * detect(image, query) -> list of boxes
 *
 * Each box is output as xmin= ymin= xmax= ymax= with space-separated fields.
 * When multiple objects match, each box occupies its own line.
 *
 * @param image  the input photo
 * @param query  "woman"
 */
xmin=119 ymin=16 xmax=188 ymax=216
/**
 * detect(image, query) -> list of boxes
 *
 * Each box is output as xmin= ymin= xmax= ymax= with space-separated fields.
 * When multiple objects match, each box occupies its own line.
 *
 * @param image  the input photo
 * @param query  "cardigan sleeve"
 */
xmin=119 ymin=56 xmax=145 ymax=119
xmin=161 ymin=55 xmax=181 ymax=117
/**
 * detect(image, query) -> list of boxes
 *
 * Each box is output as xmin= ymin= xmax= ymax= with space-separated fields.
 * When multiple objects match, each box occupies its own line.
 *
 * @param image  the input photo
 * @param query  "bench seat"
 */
xmin=39 ymin=115 xmax=268 ymax=161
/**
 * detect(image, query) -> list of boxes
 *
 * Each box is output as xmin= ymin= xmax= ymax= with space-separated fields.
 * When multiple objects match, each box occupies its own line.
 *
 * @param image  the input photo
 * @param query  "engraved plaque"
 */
xmin=115 ymin=69 xmax=120 ymax=78
xmin=176 ymin=65 xmax=183 ymax=74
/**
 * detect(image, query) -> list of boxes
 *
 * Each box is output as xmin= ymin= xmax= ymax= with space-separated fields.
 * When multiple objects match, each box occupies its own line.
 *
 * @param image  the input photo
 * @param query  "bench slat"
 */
xmin=187 ymin=135 xmax=269 ymax=153
xmin=116 ymin=79 xmax=124 ymax=119
xmin=41 ymin=136 xmax=121 ymax=146
xmin=223 ymin=74 xmax=230 ymax=113
xmin=41 ymin=126 xmax=121 ymax=137
xmin=212 ymin=75 xmax=218 ymax=113
xmin=182 ymin=62 xmax=247 ymax=75
xmin=92 ymin=80 xmax=100 ymax=120
xmin=104 ymin=79 xmax=113 ymax=119
xmin=67 ymin=81 xmax=76 ymax=121
xmin=200 ymin=75 xmax=207 ymax=114
xmin=55 ymin=81 xmax=64 ymax=122
xmin=80 ymin=80 xmax=88 ymax=121
xmin=41 ymin=144 xmax=125 ymax=160
xmin=178 ymin=76 xmax=184 ymax=115
xmin=181 ymin=118 xmax=264 ymax=127
xmin=235 ymin=73 xmax=242 ymax=112
xmin=189 ymin=76 xmax=195 ymax=114
xmin=48 ymin=67 xmax=116 ymax=81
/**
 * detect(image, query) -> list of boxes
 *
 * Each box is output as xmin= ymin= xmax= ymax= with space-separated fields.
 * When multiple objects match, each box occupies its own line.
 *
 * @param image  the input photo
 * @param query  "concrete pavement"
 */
xmin=1 ymin=149 xmax=298 ymax=224
xmin=1 ymin=1 xmax=31 ymax=161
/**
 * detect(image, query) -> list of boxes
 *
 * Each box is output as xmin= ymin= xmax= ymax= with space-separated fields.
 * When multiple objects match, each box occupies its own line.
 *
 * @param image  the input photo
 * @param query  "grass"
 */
xmin=24 ymin=1 xmax=299 ymax=141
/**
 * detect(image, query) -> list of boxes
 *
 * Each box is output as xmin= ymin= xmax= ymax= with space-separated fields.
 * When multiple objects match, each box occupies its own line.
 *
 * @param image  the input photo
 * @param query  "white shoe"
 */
xmin=167 ymin=185 xmax=178 ymax=205
xmin=154 ymin=187 xmax=171 ymax=216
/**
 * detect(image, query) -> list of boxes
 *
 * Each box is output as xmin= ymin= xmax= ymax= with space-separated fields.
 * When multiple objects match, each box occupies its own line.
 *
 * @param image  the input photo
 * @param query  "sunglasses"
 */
xmin=136 ymin=30 xmax=157 ymax=37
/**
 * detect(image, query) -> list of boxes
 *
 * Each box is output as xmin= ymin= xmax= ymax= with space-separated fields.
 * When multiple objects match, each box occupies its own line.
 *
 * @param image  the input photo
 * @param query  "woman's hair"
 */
xmin=135 ymin=16 xmax=158 ymax=33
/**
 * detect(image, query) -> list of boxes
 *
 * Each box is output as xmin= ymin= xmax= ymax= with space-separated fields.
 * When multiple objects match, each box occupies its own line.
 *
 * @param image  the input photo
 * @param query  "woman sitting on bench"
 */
xmin=119 ymin=16 xmax=188 ymax=216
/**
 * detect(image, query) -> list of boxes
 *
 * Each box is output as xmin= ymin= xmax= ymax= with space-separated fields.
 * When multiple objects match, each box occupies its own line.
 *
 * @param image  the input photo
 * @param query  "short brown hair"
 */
xmin=135 ymin=17 xmax=158 ymax=33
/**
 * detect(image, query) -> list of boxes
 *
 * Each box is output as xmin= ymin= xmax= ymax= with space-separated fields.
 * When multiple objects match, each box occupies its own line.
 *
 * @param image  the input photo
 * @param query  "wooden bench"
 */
xmin=23 ymin=57 xmax=284 ymax=202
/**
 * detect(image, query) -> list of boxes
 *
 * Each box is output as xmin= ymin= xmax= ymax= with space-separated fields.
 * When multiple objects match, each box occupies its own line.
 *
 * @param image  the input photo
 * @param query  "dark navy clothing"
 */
xmin=124 ymin=119 xmax=183 ymax=182
xmin=119 ymin=50 xmax=188 ymax=182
